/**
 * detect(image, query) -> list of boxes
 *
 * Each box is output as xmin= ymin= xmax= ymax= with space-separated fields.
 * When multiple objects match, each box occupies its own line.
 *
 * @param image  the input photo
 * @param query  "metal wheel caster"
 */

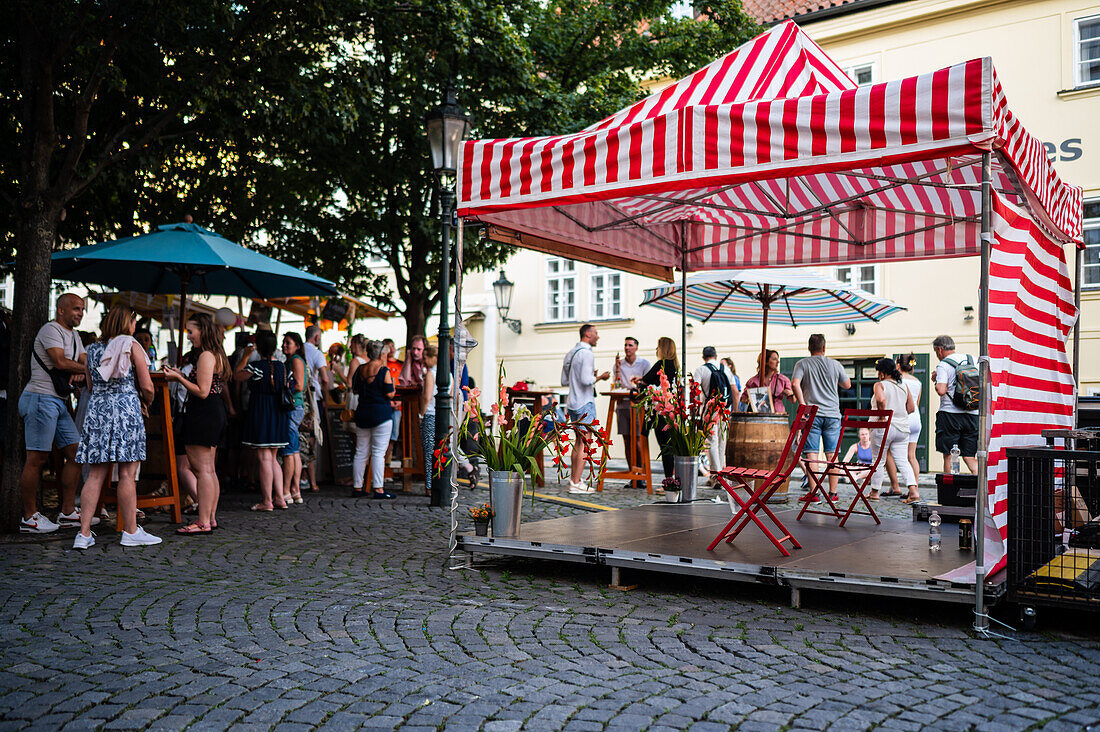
xmin=1019 ymin=605 xmax=1038 ymax=631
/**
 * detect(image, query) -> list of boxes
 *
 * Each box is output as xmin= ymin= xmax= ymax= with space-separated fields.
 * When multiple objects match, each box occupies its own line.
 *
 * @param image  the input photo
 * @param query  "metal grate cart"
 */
xmin=1007 ymin=445 xmax=1100 ymax=629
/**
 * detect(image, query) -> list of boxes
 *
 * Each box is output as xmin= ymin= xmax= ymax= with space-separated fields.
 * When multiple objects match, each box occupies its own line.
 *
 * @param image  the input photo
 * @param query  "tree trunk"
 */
xmin=404 ymin=297 xmax=430 ymax=347
xmin=2 ymin=203 xmax=59 ymax=532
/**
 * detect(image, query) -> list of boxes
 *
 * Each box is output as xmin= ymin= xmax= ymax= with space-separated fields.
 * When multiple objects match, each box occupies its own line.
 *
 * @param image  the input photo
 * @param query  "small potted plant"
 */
xmin=661 ymin=476 xmax=682 ymax=503
xmin=469 ymin=503 xmax=494 ymax=536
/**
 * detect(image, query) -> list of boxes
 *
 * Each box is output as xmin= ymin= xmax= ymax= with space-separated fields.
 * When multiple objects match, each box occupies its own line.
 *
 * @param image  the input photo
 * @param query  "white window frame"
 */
xmin=588 ymin=267 xmax=622 ymax=320
xmin=1075 ymin=14 xmax=1100 ymax=88
xmin=1082 ymin=200 xmax=1100 ymax=289
xmin=841 ymin=61 xmax=877 ymax=87
xmin=545 ymin=257 xmax=576 ymax=322
xmin=0 ymin=276 xmax=11 ymax=310
xmin=834 ymin=264 xmax=880 ymax=295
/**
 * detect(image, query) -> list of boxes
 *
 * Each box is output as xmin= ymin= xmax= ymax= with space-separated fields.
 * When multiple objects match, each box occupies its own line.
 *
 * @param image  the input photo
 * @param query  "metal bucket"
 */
xmin=489 ymin=470 xmax=524 ymax=538
xmin=673 ymin=455 xmax=699 ymax=503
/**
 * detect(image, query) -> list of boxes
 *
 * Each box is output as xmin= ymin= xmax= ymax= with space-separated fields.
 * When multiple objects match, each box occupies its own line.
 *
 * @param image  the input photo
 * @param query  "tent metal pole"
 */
xmin=1075 ymin=246 xmax=1082 ymax=427
xmin=680 ymin=224 xmax=688 ymax=390
xmin=974 ymin=151 xmax=992 ymax=634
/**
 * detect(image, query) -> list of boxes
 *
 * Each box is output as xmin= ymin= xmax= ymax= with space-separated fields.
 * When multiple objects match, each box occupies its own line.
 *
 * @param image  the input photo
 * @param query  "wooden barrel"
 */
xmin=726 ymin=413 xmax=792 ymax=502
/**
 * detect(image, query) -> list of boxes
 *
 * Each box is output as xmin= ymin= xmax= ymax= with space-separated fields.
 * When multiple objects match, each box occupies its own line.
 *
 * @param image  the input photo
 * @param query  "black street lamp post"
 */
xmin=425 ymin=88 xmax=470 ymax=508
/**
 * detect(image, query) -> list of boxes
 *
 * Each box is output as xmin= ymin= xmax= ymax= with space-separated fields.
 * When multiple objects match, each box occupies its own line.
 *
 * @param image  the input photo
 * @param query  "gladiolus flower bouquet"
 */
xmin=639 ymin=370 xmax=732 ymax=457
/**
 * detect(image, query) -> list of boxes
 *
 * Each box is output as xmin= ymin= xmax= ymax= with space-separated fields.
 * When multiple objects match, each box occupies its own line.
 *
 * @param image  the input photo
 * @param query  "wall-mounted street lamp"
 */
xmin=844 ymin=323 xmax=857 ymax=336
xmin=492 ymin=271 xmax=522 ymax=334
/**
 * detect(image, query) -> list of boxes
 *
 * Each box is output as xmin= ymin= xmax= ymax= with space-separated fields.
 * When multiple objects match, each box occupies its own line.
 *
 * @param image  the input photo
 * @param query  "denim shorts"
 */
xmin=567 ymin=401 xmax=597 ymax=426
xmin=19 ymin=391 xmax=80 ymax=452
xmin=803 ymin=415 xmax=841 ymax=456
xmin=280 ymin=406 xmax=305 ymax=456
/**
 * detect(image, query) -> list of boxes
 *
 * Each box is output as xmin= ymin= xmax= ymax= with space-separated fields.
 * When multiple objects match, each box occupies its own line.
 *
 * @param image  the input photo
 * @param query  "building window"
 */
xmin=589 ymin=268 xmax=622 ymax=319
xmin=545 ymin=258 xmax=576 ymax=322
xmin=834 ymin=264 xmax=878 ymax=295
xmin=0 ymin=276 xmax=10 ymax=309
xmin=842 ymin=62 xmax=875 ymax=86
xmin=1082 ymin=200 xmax=1100 ymax=288
xmin=669 ymin=1 xmax=696 ymax=19
xmin=1076 ymin=15 xmax=1100 ymax=88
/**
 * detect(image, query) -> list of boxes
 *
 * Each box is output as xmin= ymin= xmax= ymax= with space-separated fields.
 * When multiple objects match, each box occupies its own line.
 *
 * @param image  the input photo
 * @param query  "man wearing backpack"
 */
xmin=792 ymin=334 xmax=851 ymax=502
xmin=562 ymin=324 xmax=610 ymax=493
xmin=693 ymin=346 xmax=733 ymax=479
xmin=933 ymin=335 xmax=979 ymax=473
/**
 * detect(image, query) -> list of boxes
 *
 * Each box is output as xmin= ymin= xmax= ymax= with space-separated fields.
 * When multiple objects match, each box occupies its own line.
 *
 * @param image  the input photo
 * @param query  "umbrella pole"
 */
xmin=759 ymin=293 xmax=771 ymax=412
xmin=177 ymin=279 xmax=189 ymax=367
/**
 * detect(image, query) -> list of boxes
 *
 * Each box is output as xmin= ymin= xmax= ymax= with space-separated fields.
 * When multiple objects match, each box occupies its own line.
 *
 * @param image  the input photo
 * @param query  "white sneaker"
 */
xmin=57 ymin=509 xmax=100 ymax=528
xmin=120 ymin=526 xmax=162 ymax=547
xmin=20 ymin=512 xmax=60 ymax=534
xmin=72 ymin=532 xmax=96 ymax=550
xmin=568 ymin=482 xmax=596 ymax=495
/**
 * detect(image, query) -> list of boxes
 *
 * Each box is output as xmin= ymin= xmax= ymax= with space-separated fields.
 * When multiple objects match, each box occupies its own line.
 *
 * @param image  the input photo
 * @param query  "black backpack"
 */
xmin=703 ymin=363 xmax=732 ymax=407
xmin=945 ymin=355 xmax=981 ymax=411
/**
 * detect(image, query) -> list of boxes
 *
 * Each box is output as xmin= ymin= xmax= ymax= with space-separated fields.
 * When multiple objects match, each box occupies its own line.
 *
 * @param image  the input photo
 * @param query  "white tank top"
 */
xmin=880 ymin=379 xmax=910 ymax=433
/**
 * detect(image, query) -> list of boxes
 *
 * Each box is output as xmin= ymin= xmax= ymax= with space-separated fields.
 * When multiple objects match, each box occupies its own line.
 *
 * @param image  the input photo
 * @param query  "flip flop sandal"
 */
xmin=250 ymin=503 xmax=274 ymax=512
xmin=176 ymin=523 xmax=212 ymax=535
xmin=902 ymin=496 xmax=921 ymax=504
xmin=274 ymin=503 xmax=290 ymax=510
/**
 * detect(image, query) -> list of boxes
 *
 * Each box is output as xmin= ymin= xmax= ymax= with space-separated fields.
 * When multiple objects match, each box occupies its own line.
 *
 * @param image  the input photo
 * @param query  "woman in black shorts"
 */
xmin=165 ymin=313 xmax=231 ymax=535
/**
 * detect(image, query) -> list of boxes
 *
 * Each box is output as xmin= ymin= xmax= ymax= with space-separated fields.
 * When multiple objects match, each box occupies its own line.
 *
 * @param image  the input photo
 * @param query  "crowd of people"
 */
xmin=14 ymin=292 xmax=979 ymax=546
xmin=561 ymin=324 xmax=979 ymax=499
xmin=17 ymin=294 xmax=448 ymax=548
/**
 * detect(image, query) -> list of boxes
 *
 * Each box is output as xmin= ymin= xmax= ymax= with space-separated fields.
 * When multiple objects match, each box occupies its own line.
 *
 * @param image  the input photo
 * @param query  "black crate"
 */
xmin=1007 ymin=447 xmax=1100 ymax=612
xmin=935 ymin=473 xmax=976 ymax=507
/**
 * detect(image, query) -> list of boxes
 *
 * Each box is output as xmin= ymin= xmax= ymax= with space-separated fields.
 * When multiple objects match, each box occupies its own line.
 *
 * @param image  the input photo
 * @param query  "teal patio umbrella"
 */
xmin=52 ymin=221 xmax=339 ymax=361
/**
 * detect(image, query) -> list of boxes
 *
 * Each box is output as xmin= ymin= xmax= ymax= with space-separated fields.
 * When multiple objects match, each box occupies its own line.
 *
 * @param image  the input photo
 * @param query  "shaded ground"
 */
xmin=1 ymin=473 xmax=1097 ymax=731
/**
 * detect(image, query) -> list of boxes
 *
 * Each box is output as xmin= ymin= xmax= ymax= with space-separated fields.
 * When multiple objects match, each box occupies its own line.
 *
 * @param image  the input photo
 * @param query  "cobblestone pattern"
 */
xmin=1 ymin=474 xmax=1098 ymax=731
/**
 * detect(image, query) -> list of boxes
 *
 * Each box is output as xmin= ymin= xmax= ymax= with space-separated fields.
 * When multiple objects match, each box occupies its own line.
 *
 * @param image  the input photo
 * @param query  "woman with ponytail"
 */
xmin=868 ymin=357 xmax=916 ymax=502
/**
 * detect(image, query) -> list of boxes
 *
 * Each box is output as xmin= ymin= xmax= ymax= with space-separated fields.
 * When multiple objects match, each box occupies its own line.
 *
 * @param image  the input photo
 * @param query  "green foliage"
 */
xmin=2 ymin=0 xmax=761 ymax=333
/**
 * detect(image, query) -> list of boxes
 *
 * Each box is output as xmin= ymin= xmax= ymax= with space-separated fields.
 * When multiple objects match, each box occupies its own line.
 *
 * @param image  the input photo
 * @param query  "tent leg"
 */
xmin=1074 ymin=246 xmax=1082 ymax=427
xmin=974 ymin=151 xmax=992 ymax=635
xmin=680 ymin=246 xmax=687 ymax=385
xmin=177 ymin=278 xmax=189 ymax=367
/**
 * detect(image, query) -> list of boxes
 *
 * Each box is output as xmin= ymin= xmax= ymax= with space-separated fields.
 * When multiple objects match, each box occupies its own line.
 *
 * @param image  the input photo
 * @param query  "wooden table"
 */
xmin=393 ymin=386 xmax=425 ymax=493
xmin=598 ymin=390 xmax=652 ymax=494
xmin=504 ymin=388 xmax=558 ymax=487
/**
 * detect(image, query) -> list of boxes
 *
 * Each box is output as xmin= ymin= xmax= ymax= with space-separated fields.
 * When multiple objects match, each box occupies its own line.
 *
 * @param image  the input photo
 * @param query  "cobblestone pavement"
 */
xmin=2 ymin=472 xmax=1099 ymax=731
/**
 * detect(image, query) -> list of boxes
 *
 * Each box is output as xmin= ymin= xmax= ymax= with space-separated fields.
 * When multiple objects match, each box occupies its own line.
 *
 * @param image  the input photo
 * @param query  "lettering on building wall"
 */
xmin=1043 ymin=139 xmax=1083 ymax=162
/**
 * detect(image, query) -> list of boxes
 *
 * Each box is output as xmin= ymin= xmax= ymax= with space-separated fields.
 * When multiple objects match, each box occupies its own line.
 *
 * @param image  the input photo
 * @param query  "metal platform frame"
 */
xmin=458 ymin=504 xmax=1005 ymax=609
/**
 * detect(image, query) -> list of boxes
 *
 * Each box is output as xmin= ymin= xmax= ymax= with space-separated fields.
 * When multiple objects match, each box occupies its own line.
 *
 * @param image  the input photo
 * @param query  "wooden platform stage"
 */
xmin=457 ymin=502 xmax=1006 ymax=607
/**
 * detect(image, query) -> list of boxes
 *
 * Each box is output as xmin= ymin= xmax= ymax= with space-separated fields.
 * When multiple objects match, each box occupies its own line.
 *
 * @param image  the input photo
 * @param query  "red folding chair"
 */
xmin=797 ymin=409 xmax=892 ymax=527
xmin=707 ymin=404 xmax=818 ymax=557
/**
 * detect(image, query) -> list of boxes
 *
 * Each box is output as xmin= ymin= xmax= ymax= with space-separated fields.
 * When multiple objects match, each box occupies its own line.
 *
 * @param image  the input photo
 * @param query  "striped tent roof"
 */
xmin=458 ymin=23 xmax=1082 ymax=282
xmin=639 ymin=268 xmax=905 ymax=325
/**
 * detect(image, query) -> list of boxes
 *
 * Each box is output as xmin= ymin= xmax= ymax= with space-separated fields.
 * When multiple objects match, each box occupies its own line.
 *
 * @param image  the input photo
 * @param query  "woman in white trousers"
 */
xmin=869 ymin=357 xmax=916 ymax=501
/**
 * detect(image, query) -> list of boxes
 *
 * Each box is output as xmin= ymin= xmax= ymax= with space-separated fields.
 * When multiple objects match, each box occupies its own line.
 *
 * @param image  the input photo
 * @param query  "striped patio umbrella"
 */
xmin=641 ymin=269 xmax=906 ymax=405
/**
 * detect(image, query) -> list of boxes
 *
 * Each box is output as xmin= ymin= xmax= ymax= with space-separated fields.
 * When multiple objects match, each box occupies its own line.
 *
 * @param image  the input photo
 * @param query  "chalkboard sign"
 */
xmin=326 ymin=408 xmax=356 ymax=486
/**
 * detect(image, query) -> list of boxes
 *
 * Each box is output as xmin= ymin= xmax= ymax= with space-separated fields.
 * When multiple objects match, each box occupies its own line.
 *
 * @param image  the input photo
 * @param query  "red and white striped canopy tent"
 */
xmin=455 ymin=22 xmax=1083 ymax=599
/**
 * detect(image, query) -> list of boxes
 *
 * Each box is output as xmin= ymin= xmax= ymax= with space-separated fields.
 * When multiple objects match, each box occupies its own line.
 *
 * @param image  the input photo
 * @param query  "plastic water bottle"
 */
xmin=950 ymin=444 xmax=961 ymax=475
xmin=929 ymin=510 xmax=942 ymax=552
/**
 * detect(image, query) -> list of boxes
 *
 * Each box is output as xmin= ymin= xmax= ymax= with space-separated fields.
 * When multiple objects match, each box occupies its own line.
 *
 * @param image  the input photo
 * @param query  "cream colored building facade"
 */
xmin=458 ymin=0 xmax=1099 ymax=465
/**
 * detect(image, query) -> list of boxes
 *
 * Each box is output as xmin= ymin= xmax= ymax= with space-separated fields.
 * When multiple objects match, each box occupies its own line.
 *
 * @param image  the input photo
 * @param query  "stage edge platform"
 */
xmin=457 ymin=504 xmax=1006 ymax=608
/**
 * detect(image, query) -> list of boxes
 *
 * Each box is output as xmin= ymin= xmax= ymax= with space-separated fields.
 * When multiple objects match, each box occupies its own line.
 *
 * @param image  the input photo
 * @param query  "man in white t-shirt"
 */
xmin=302 ymin=325 xmax=330 ymax=490
xmin=18 ymin=293 xmax=89 ymax=533
xmin=563 ymin=324 xmax=610 ymax=494
xmin=615 ymin=336 xmax=650 ymax=483
xmin=933 ymin=334 xmax=979 ymax=473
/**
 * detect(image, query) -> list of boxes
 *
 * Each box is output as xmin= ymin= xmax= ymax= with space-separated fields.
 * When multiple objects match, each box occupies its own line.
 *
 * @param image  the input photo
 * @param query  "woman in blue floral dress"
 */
xmin=73 ymin=305 xmax=158 ymax=550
